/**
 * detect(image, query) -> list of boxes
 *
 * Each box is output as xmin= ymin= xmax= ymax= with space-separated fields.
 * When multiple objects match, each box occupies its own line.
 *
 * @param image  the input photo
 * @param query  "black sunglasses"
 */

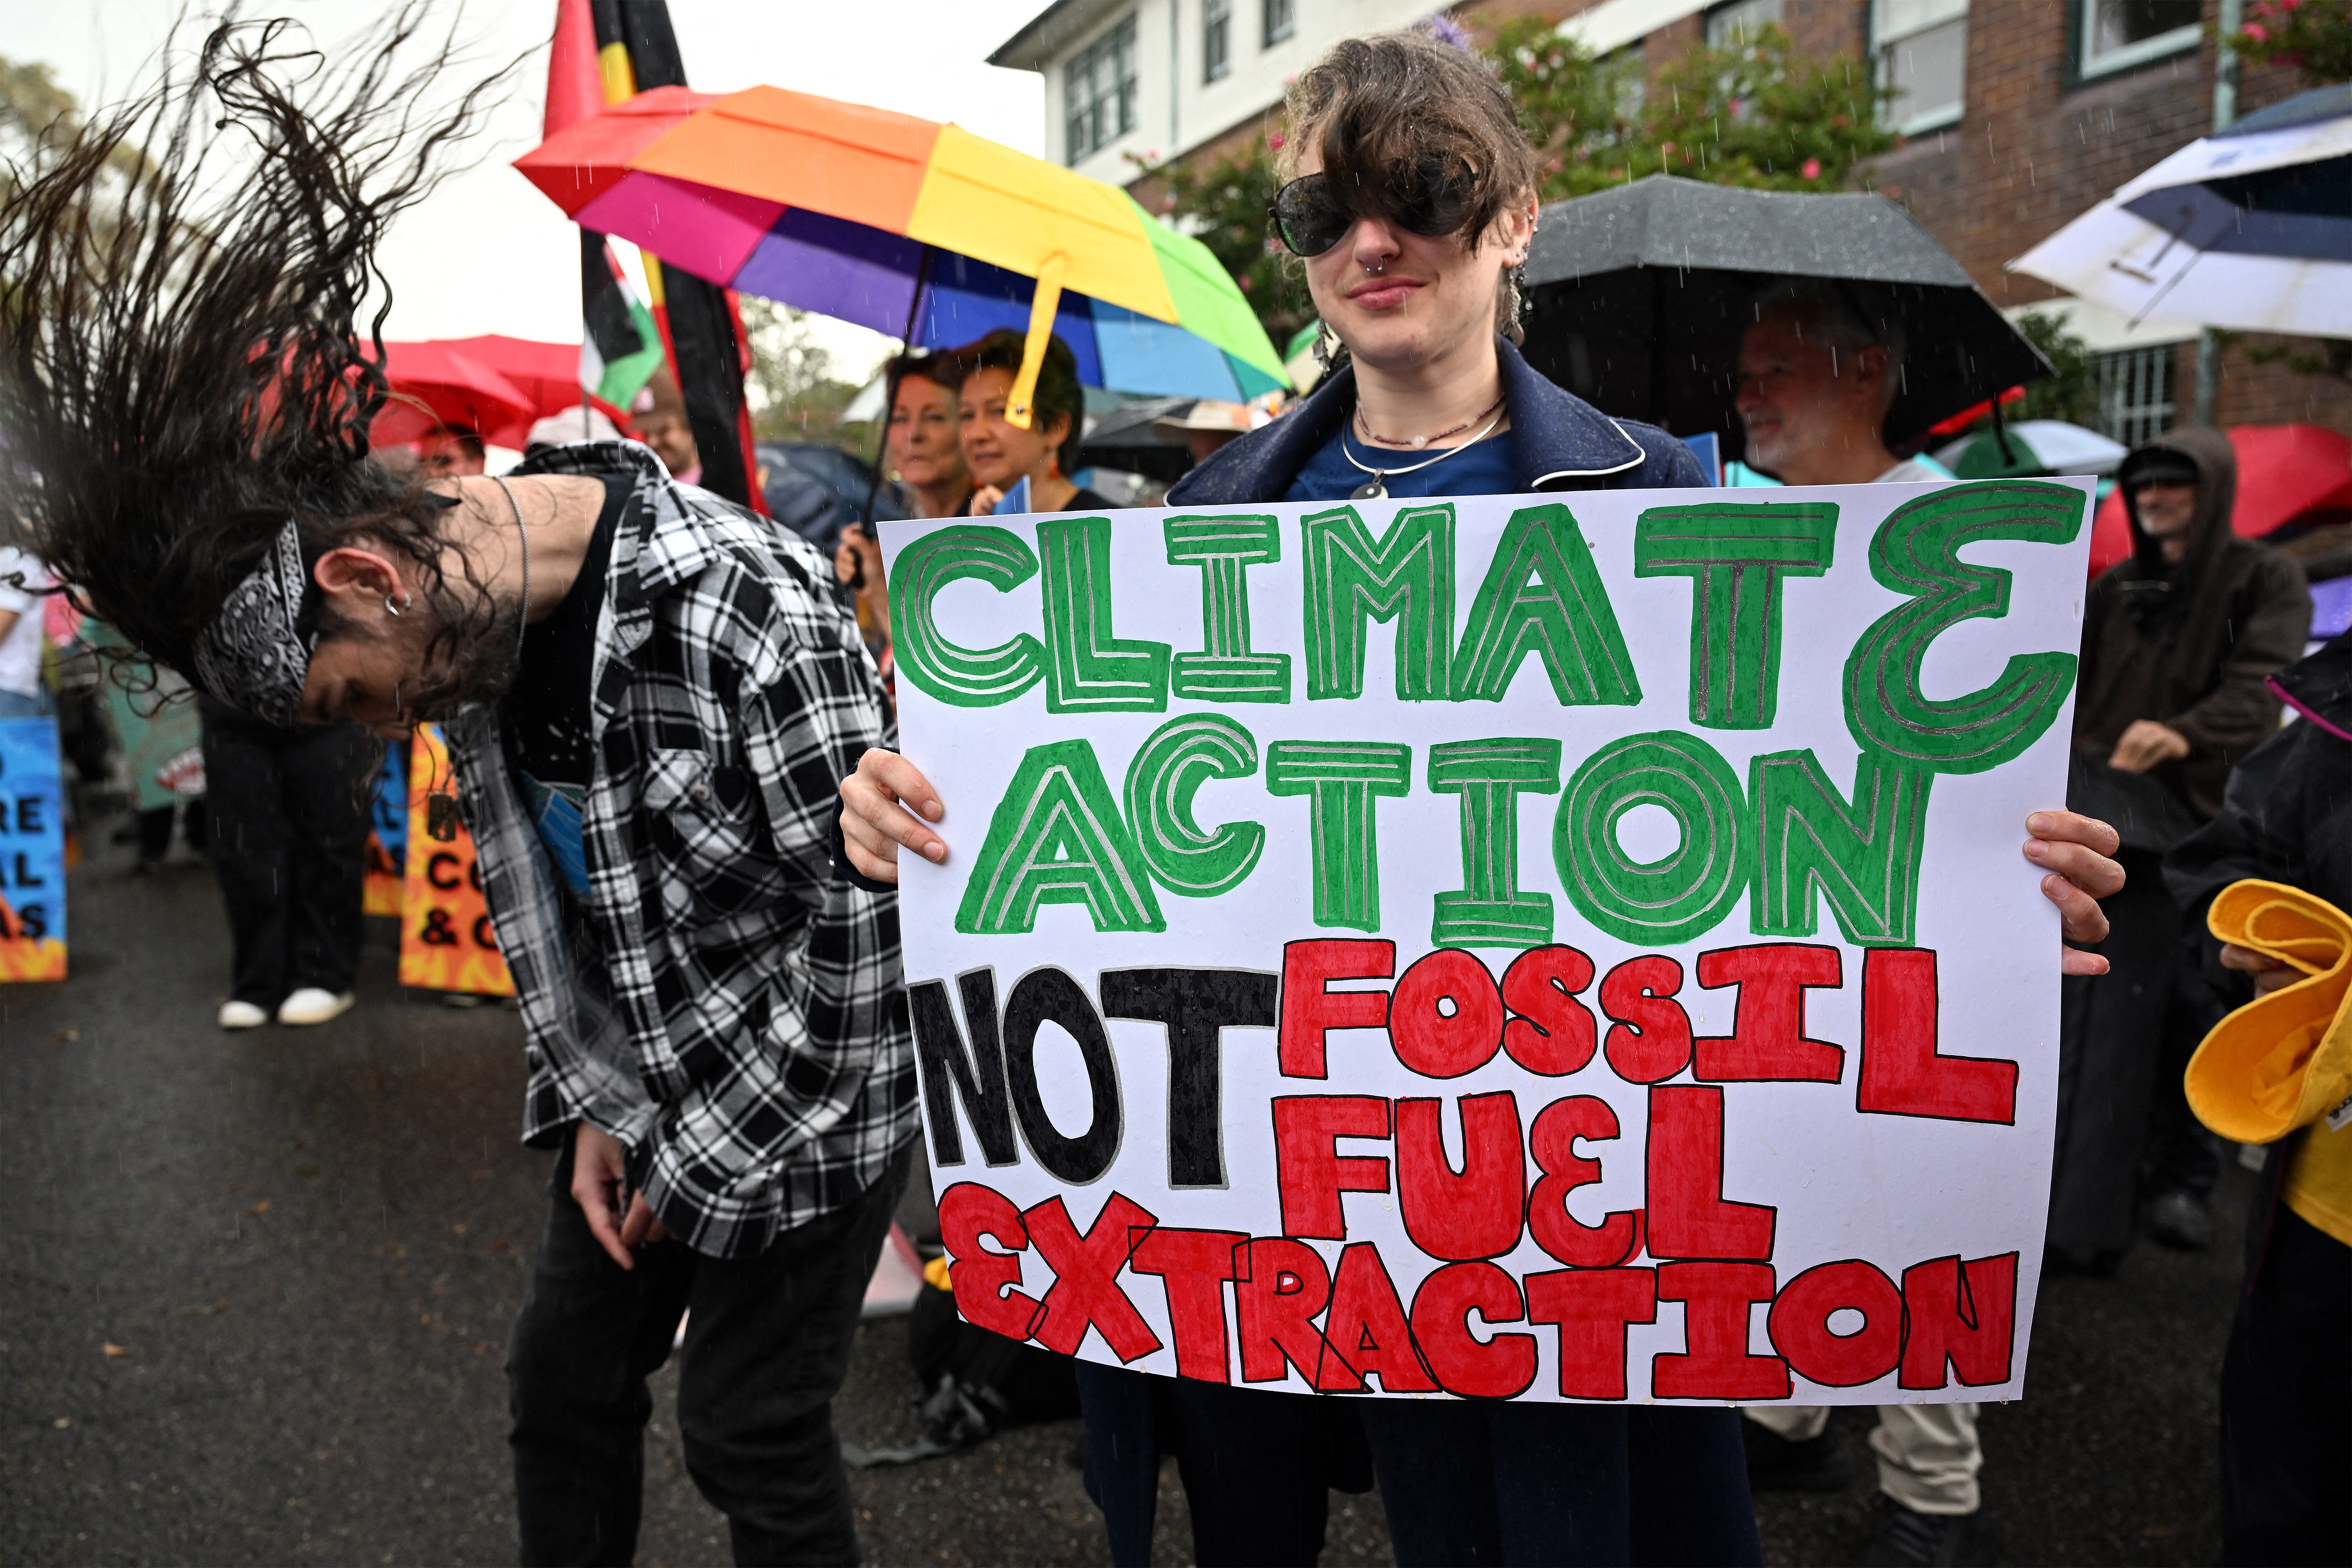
xmin=1268 ymin=162 xmax=1475 ymax=258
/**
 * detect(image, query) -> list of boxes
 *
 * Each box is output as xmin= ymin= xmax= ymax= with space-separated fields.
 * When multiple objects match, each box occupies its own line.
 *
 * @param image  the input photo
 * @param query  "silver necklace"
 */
xmin=1340 ymin=404 xmax=1509 ymax=500
xmin=491 ymin=475 xmax=530 ymax=666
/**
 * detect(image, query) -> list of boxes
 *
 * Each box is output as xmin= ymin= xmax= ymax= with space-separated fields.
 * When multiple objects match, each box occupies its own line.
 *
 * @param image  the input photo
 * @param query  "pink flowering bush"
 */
xmin=2227 ymin=0 xmax=2352 ymax=83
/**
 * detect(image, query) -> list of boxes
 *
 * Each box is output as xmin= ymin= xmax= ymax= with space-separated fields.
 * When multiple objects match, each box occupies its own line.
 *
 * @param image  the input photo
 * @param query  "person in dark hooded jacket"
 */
xmin=2162 ymin=634 xmax=2352 ymax=1566
xmin=2054 ymin=428 xmax=2310 ymax=1266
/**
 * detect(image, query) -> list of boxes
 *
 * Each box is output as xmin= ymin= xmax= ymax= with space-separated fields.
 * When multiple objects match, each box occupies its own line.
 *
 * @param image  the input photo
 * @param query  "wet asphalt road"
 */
xmin=2 ymin=834 xmax=2251 ymax=1566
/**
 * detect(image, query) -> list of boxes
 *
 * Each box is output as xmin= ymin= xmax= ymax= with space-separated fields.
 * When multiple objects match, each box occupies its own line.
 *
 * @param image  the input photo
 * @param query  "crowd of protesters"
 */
xmin=0 ymin=13 xmax=2342 ymax=1568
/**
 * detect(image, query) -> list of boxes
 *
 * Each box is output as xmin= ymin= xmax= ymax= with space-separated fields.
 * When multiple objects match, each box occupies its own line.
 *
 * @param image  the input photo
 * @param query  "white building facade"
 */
xmin=990 ymin=0 xmax=1441 ymax=189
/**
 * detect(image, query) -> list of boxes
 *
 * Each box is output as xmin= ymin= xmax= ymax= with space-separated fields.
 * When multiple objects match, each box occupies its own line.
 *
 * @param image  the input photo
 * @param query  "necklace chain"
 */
xmin=1339 ymin=403 xmax=1510 ymax=500
xmin=491 ymin=475 xmax=530 ymax=669
xmin=1354 ymin=392 xmax=1506 ymax=450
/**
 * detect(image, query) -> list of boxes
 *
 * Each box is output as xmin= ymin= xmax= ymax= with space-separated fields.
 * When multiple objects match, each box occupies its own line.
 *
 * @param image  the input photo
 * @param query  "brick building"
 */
xmin=993 ymin=0 xmax=2350 ymax=441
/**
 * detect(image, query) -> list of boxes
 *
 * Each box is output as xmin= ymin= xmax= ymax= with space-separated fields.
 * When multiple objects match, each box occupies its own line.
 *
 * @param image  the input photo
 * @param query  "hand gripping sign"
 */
xmin=885 ymin=480 xmax=2093 ymax=1406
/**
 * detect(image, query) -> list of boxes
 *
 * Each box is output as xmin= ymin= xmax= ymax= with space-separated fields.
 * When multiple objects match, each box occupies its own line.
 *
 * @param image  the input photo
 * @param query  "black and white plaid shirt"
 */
xmin=442 ymin=441 xmax=915 ymax=1259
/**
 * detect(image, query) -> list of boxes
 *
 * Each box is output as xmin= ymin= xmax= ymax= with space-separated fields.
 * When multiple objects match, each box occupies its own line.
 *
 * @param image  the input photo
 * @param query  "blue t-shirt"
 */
xmin=1282 ymin=419 xmax=1518 ymax=504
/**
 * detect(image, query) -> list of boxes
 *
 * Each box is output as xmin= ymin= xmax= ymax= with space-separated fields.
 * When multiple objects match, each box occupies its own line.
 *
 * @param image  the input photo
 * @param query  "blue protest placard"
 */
xmin=0 ymin=717 xmax=68 ymax=981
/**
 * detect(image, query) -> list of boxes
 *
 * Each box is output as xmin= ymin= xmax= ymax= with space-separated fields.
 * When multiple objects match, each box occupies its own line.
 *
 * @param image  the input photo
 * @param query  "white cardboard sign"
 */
xmin=886 ymin=478 xmax=2093 ymax=1406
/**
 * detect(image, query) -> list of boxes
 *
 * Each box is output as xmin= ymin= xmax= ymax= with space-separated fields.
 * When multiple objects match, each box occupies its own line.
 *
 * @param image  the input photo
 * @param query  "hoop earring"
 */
xmin=385 ymin=592 xmax=409 ymax=618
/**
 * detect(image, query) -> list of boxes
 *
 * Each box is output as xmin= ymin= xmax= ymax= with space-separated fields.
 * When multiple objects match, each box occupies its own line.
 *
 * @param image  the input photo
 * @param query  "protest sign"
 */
xmin=0 ymin=717 xmax=68 ymax=982
xmin=363 ymin=742 xmax=407 ymax=918
xmin=887 ymin=479 xmax=2093 ymax=1407
xmin=397 ymin=724 xmax=512 ymax=997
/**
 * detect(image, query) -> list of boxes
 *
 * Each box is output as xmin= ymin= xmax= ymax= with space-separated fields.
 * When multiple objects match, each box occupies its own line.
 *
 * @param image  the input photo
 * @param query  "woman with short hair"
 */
xmin=954 ymin=327 xmax=1111 ymax=517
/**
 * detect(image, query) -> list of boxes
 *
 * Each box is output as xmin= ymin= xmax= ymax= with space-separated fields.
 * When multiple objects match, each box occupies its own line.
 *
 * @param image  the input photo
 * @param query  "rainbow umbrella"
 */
xmin=515 ymin=86 xmax=1288 ymax=425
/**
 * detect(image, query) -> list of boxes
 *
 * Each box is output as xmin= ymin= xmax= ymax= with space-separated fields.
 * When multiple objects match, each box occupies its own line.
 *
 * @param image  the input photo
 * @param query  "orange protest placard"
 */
xmin=397 ymin=725 xmax=513 ymax=997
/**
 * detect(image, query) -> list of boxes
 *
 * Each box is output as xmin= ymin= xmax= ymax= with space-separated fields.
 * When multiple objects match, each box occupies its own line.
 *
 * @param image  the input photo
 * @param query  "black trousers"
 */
xmin=1076 ymin=1363 xmax=1373 ymax=1568
xmin=2220 ymin=1202 xmax=2351 ymax=1566
xmin=1359 ymin=1401 xmax=1764 ymax=1568
xmin=2053 ymin=848 xmax=2214 ymax=1255
xmin=199 ymin=702 xmax=373 ymax=1007
xmin=507 ymin=1135 xmax=910 ymax=1567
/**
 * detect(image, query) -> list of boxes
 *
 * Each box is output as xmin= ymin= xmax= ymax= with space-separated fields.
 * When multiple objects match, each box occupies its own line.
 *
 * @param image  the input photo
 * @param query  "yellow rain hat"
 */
xmin=2187 ymin=879 xmax=2352 ymax=1145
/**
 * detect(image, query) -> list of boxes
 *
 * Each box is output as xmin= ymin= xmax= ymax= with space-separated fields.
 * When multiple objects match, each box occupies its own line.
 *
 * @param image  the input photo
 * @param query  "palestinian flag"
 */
xmin=580 ymin=234 xmax=664 ymax=409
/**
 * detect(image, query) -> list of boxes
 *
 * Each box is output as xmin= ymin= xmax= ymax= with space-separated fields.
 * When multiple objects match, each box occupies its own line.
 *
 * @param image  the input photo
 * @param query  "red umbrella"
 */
xmin=2084 ymin=424 xmax=2352 ymax=578
xmin=367 ymin=341 xmax=537 ymax=452
xmin=441 ymin=335 xmax=593 ymax=421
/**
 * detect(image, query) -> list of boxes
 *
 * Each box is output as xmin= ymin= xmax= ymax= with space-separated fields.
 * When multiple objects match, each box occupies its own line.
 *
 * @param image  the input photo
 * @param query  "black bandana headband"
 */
xmin=191 ymin=519 xmax=315 ymax=725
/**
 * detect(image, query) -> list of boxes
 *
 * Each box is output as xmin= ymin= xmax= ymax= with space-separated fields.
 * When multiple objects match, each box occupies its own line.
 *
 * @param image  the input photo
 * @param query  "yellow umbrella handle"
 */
xmin=1006 ymin=252 xmax=1067 ymax=432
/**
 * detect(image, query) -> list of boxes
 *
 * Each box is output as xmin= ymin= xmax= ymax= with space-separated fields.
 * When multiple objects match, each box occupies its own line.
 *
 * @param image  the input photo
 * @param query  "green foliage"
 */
xmin=1485 ymin=17 xmax=1643 ymax=199
xmin=0 ymin=56 xmax=149 ymax=204
xmin=2226 ymin=0 xmax=2352 ymax=85
xmin=2012 ymin=310 xmax=2100 ymax=426
xmin=1148 ymin=139 xmax=1314 ymax=351
xmin=1488 ymin=17 xmax=1898 ymax=200
xmin=2235 ymin=333 xmax=2352 ymax=387
xmin=1150 ymin=20 xmax=1899 ymax=344
xmin=740 ymin=296 xmax=872 ymax=450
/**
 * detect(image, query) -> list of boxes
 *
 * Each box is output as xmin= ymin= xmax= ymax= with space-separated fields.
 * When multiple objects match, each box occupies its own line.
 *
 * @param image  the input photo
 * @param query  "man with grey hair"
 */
xmin=1734 ymin=279 xmax=1936 ymax=487
xmin=1734 ymin=279 xmax=1989 ymax=1568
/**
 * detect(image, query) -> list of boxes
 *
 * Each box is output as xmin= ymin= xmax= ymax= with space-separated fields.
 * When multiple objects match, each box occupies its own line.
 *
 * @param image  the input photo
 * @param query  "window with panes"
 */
xmin=1704 ymin=0 xmax=1783 ymax=47
xmin=2096 ymin=344 xmax=2179 ymax=448
xmin=1065 ymin=15 xmax=1138 ymax=164
xmin=1875 ymin=0 xmax=1968 ymax=133
xmin=1264 ymin=0 xmax=1295 ymax=47
xmin=1205 ymin=0 xmax=1233 ymax=82
xmin=2079 ymin=0 xmax=2200 ymax=78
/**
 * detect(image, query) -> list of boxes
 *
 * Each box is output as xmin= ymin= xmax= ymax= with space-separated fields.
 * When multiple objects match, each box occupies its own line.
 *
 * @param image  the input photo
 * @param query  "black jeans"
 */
xmin=2220 ymin=1202 xmax=2351 ymax=1566
xmin=1076 ymin=1362 xmax=1373 ymax=1568
xmin=507 ymin=1134 xmax=910 ymax=1567
xmin=199 ymin=701 xmax=373 ymax=1007
xmin=1359 ymin=1401 xmax=1764 ymax=1568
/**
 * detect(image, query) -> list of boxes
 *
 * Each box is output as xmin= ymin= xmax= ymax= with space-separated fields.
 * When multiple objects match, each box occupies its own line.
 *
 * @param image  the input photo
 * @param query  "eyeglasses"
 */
xmin=1268 ymin=162 xmax=1474 ymax=258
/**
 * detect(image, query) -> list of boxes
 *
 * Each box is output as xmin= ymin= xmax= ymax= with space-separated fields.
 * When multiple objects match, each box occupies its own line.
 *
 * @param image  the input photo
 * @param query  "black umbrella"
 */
xmin=1518 ymin=176 xmax=2050 ymax=465
xmin=1078 ymin=397 xmax=1196 ymax=484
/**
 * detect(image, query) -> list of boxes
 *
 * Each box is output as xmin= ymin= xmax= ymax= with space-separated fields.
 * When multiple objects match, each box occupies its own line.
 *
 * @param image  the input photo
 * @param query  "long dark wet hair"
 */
xmin=0 ymin=9 xmax=516 ymax=704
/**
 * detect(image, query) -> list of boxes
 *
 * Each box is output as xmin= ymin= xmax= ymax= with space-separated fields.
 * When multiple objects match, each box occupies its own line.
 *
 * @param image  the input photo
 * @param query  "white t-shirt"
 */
xmin=1876 ymin=457 xmax=1948 ymax=484
xmin=0 ymin=548 xmax=54 ymax=699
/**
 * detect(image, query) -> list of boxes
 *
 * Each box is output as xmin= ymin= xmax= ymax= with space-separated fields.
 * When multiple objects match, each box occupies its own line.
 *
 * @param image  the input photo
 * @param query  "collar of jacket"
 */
xmin=2271 ymin=630 xmax=2352 ymax=744
xmin=1167 ymin=337 xmax=1651 ymax=505
xmin=507 ymin=437 xmax=731 ymax=729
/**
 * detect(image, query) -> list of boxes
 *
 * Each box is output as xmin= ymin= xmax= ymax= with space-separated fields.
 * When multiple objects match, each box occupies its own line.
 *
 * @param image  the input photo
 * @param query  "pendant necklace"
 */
xmin=424 ymin=478 xmax=532 ymax=842
xmin=1342 ymin=403 xmax=1510 ymax=500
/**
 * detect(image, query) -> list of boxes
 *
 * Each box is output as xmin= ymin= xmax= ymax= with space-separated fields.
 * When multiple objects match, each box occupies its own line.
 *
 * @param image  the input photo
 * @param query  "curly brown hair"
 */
xmin=1277 ymin=30 xmax=1539 ymax=345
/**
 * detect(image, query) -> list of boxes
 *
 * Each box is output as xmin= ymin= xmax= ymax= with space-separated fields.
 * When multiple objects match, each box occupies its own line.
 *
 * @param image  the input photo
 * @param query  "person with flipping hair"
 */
xmin=0 ymin=20 xmax=913 ymax=1564
xmin=839 ymin=27 xmax=2127 ymax=1568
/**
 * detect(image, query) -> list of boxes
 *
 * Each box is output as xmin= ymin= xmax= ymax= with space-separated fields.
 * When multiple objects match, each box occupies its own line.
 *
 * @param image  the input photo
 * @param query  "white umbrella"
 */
xmin=1933 ymin=420 xmax=2131 ymax=478
xmin=2009 ymin=85 xmax=2352 ymax=338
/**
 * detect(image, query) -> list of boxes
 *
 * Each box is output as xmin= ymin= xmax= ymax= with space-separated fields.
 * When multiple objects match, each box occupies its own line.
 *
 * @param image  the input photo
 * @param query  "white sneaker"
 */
xmin=217 ymin=999 xmax=269 ymax=1030
xmin=276 ymin=988 xmax=356 ymax=1026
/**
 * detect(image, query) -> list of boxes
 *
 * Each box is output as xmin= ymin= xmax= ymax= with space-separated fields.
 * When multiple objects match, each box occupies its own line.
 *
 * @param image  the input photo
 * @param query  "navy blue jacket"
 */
xmin=1166 ymin=336 xmax=1705 ymax=505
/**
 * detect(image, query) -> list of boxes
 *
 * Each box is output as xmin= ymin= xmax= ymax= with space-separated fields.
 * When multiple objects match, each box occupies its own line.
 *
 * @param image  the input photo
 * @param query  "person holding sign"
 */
xmin=1725 ymin=279 xmax=2017 ymax=1565
xmin=840 ymin=27 xmax=2127 ymax=1568
xmin=0 ymin=24 xmax=912 ymax=1565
